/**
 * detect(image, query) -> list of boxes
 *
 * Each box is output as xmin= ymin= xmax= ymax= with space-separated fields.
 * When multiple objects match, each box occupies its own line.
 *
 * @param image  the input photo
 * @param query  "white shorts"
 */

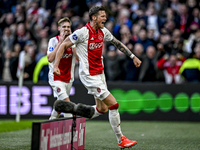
xmin=49 ymin=80 xmax=72 ymax=100
xmin=80 ymin=73 xmax=110 ymax=101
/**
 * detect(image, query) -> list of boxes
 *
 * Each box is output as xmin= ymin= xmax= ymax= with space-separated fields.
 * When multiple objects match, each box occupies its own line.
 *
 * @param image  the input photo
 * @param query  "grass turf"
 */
xmin=0 ymin=120 xmax=38 ymax=133
xmin=0 ymin=120 xmax=200 ymax=150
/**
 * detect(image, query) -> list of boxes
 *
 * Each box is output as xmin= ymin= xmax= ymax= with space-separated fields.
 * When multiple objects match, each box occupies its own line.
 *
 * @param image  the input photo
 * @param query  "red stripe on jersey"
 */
xmin=54 ymin=35 xmax=73 ymax=82
xmin=86 ymin=23 xmax=104 ymax=75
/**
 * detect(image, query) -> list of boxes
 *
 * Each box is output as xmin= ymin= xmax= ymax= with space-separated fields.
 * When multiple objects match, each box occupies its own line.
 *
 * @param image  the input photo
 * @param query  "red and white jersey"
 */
xmin=69 ymin=22 xmax=113 ymax=76
xmin=47 ymin=35 xmax=75 ymax=83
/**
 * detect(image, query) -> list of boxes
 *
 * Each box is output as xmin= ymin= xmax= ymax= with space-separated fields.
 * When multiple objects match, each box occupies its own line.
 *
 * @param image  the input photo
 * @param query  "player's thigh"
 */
xmin=65 ymin=82 xmax=73 ymax=96
xmin=49 ymin=81 xmax=70 ymax=100
xmin=102 ymin=93 xmax=117 ymax=107
xmin=80 ymin=74 xmax=110 ymax=101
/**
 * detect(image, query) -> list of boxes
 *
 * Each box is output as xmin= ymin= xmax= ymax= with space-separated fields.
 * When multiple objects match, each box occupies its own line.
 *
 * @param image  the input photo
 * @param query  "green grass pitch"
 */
xmin=0 ymin=120 xmax=200 ymax=150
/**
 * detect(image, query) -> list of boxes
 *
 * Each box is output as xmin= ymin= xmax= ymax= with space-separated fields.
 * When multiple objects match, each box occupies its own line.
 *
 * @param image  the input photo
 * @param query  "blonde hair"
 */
xmin=58 ymin=17 xmax=71 ymax=26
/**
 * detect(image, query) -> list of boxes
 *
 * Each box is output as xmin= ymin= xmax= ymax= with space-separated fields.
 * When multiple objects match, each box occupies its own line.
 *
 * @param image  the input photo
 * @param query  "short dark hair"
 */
xmin=89 ymin=6 xmax=106 ymax=21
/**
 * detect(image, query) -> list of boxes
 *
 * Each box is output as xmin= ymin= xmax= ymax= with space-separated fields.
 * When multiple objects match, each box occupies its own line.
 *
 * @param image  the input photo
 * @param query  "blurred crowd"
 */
xmin=0 ymin=0 xmax=200 ymax=84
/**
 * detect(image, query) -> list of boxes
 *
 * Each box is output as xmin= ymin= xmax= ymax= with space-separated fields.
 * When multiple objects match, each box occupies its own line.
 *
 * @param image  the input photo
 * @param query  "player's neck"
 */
xmin=90 ymin=21 xmax=98 ymax=31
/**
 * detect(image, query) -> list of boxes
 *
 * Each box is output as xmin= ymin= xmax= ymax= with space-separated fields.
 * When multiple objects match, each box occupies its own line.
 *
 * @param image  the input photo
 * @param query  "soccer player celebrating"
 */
xmin=53 ymin=6 xmax=141 ymax=148
xmin=47 ymin=17 xmax=77 ymax=120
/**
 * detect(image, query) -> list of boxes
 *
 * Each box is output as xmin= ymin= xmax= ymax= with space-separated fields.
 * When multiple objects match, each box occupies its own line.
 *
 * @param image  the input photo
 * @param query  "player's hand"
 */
xmin=133 ymin=56 xmax=142 ymax=67
xmin=53 ymin=66 xmax=61 ymax=75
xmin=69 ymin=28 xmax=72 ymax=35
xmin=59 ymin=33 xmax=66 ymax=43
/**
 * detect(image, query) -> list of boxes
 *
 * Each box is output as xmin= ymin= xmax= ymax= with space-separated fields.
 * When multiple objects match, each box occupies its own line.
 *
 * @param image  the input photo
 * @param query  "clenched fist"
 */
xmin=53 ymin=66 xmax=61 ymax=75
xmin=133 ymin=56 xmax=142 ymax=67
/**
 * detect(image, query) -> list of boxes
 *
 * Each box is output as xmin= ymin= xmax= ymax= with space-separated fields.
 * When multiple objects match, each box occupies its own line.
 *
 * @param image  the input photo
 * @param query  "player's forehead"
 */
xmin=97 ymin=10 xmax=106 ymax=16
xmin=60 ymin=21 xmax=71 ymax=27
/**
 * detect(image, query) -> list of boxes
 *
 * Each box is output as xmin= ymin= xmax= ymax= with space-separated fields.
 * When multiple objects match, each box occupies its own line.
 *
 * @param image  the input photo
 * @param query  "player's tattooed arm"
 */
xmin=110 ymin=37 xmax=135 ymax=59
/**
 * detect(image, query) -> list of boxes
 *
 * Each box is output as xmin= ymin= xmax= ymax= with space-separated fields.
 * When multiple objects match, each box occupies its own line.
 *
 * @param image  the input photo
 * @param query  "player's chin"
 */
xmin=100 ymin=25 xmax=104 ymax=29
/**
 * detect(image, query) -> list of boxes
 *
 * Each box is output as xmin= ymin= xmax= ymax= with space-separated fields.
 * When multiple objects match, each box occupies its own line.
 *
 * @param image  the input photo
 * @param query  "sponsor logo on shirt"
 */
xmin=49 ymin=47 xmax=54 ymax=52
xmin=90 ymin=37 xmax=94 ymax=40
xmin=61 ymin=53 xmax=73 ymax=59
xmin=72 ymin=34 xmax=78 ymax=40
xmin=89 ymin=42 xmax=103 ymax=49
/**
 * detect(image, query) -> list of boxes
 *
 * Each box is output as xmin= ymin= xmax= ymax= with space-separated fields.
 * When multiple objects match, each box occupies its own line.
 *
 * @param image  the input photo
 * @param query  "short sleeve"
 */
xmin=69 ymin=27 xmax=87 ymax=45
xmin=102 ymin=27 xmax=113 ymax=42
xmin=47 ymin=38 xmax=57 ymax=54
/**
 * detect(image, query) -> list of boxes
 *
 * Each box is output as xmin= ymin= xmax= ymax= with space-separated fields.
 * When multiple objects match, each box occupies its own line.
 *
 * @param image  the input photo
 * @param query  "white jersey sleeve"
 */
xmin=102 ymin=27 xmax=113 ymax=42
xmin=69 ymin=27 xmax=88 ymax=45
xmin=47 ymin=37 xmax=58 ymax=54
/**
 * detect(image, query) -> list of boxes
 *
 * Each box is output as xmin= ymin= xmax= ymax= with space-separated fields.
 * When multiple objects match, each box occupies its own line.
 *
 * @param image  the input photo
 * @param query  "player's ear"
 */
xmin=92 ymin=15 xmax=97 ymax=21
xmin=58 ymin=26 xmax=60 ymax=32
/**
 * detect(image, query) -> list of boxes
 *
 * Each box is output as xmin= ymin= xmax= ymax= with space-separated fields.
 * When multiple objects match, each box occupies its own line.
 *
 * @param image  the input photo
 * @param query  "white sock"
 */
xmin=91 ymin=105 xmax=103 ymax=119
xmin=109 ymin=109 xmax=123 ymax=143
xmin=49 ymin=109 xmax=60 ymax=120
xmin=64 ymin=113 xmax=73 ymax=118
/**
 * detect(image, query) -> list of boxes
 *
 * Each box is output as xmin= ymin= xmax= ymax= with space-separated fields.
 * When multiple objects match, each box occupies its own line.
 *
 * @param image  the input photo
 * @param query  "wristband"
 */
xmin=130 ymin=54 xmax=135 ymax=59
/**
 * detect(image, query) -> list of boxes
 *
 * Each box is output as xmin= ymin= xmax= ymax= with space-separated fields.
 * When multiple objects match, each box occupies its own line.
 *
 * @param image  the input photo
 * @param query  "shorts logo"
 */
xmin=57 ymin=87 xmax=61 ymax=93
xmin=72 ymin=34 xmax=78 ymax=40
xmin=97 ymin=87 xmax=101 ymax=93
xmin=49 ymin=47 xmax=54 ymax=52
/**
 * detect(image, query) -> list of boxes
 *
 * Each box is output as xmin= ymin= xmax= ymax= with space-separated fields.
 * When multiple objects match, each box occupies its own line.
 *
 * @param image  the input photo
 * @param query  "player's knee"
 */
xmin=99 ymin=107 xmax=108 ymax=114
xmin=63 ymin=97 xmax=70 ymax=102
xmin=108 ymin=103 xmax=119 ymax=110
xmin=97 ymin=106 xmax=108 ymax=114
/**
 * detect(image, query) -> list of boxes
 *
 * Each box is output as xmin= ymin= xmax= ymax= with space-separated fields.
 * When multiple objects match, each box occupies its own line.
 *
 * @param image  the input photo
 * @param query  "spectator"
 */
xmin=157 ymin=53 xmax=186 ymax=84
xmin=46 ymin=7 xmax=63 ymax=27
xmin=0 ymin=50 xmax=17 ymax=82
xmin=104 ymin=45 xmax=126 ymax=81
xmin=185 ymin=29 xmax=200 ymax=57
xmin=186 ymin=0 xmax=198 ymax=15
xmin=1 ymin=27 xmax=15 ymax=53
xmin=131 ymin=23 xmax=141 ymax=42
xmin=56 ymin=0 xmax=71 ymax=11
xmin=22 ymin=41 xmax=37 ymax=81
xmin=14 ymin=4 xmax=25 ymax=23
xmin=176 ymin=4 xmax=193 ymax=38
xmin=157 ymin=33 xmax=172 ymax=54
xmin=179 ymin=42 xmax=200 ymax=82
xmin=136 ymin=28 xmax=154 ymax=52
xmin=170 ymin=0 xmax=180 ymax=13
xmin=113 ymin=8 xmax=132 ymax=39
xmin=119 ymin=24 xmax=134 ymax=46
xmin=11 ymin=43 xmax=21 ymax=58
xmin=171 ymin=29 xmax=185 ymax=55
xmin=35 ymin=41 xmax=48 ymax=63
xmin=142 ymin=6 xmax=163 ymax=36
xmin=125 ymin=43 xmax=144 ymax=81
xmin=48 ymin=21 xmax=59 ymax=38
xmin=27 ymin=1 xmax=49 ymax=28
xmin=14 ymin=23 xmax=30 ymax=49
xmin=0 ymin=13 xmax=15 ymax=33
xmin=139 ymin=45 xmax=158 ymax=82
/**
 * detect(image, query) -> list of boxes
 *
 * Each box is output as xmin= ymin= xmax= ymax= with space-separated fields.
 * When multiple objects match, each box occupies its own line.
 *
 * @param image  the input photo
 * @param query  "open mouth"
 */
xmin=101 ymin=22 xmax=106 ymax=26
